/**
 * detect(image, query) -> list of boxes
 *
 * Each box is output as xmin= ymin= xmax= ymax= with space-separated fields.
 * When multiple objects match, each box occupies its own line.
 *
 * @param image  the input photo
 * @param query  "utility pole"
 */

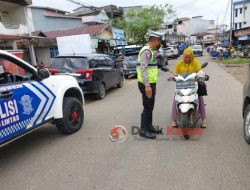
xmin=216 ymin=16 xmax=219 ymax=43
xmin=66 ymin=0 xmax=84 ymax=6
xmin=230 ymin=0 xmax=233 ymax=46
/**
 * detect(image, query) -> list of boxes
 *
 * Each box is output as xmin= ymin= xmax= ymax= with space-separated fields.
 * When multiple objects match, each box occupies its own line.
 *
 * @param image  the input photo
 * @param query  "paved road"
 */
xmin=0 ymin=55 xmax=250 ymax=190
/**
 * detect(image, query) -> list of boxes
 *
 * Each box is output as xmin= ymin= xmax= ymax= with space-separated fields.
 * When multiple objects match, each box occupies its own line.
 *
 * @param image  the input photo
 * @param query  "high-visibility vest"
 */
xmin=137 ymin=46 xmax=158 ymax=84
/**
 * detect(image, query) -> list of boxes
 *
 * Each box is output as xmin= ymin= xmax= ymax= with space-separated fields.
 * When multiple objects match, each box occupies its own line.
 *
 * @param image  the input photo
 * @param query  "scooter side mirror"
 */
xmin=161 ymin=67 xmax=169 ymax=72
xmin=201 ymin=62 xmax=208 ymax=69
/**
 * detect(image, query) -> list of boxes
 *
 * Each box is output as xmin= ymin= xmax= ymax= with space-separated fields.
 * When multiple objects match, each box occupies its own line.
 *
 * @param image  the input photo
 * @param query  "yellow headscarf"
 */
xmin=174 ymin=48 xmax=201 ymax=74
xmin=183 ymin=48 xmax=194 ymax=61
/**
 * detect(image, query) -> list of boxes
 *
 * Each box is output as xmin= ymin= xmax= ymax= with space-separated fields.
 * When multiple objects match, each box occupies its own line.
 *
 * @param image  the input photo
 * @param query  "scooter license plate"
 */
xmin=176 ymin=81 xmax=196 ymax=89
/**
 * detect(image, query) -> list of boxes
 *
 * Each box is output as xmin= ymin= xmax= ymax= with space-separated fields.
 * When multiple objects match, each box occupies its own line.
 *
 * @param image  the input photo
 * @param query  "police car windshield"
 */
xmin=51 ymin=57 xmax=89 ymax=72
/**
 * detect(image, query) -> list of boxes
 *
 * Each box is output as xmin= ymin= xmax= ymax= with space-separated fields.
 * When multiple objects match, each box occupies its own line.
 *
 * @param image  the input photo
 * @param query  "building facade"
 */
xmin=176 ymin=16 xmax=215 ymax=36
xmin=0 ymin=0 xmax=32 ymax=49
xmin=29 ymin=6 xmax=84 ymax=32
xmin=233 ymin=0 xmax=250 ymax=30
xmin=233 ymin=0 xmax=250 ymax=48
xmin=162 ymin=16 xmax=215 ymax=45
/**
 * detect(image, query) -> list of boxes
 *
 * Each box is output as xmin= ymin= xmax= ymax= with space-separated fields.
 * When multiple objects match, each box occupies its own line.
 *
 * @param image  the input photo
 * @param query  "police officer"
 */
xmin=137 ymin=30 xmax=163 ymax=139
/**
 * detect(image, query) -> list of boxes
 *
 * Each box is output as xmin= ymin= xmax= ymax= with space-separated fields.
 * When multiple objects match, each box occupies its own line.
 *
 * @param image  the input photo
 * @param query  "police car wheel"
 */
xmin=56 ymin=97 xmax=84 ymax=134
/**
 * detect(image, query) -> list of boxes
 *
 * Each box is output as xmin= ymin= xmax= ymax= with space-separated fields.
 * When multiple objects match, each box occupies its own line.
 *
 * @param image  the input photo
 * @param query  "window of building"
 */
xmin=235 ymin=8 xmax=238 ymax=17
xmin=0 ymin=10 xmax=10 ymax=23
xmin=167 ymin=25 xmax=173 ymax=29
xmin=245 ymin=7 xmax=247 ymax=10
xmin=234 ymin=23 xmax=238 ymax=30
xmin=240 ymin=8 xmax=243 ymax=14
xmin=239 ymin=22 xmax=242 ymax=29
xmin=244 ymin=21 xmax=247 ymax=25
xmin=50 ymin=47 xmax=59 ymax=58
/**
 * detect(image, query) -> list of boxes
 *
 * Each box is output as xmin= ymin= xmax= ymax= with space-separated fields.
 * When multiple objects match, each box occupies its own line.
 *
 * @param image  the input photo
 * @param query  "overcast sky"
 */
xmin=32 ymin=0 xmax=231 ymax=26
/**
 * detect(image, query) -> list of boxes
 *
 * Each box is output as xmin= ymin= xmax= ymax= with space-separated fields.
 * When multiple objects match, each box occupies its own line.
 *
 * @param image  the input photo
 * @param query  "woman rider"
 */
xmin=169 ymin=48 xmax=207 ymax=128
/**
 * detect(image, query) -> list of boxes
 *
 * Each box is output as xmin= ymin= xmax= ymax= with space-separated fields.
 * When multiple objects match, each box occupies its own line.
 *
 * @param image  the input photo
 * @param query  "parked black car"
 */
xmin=122 ymin=50 xmax=167 ymax=79
xmin=123 ymin=52 xmax=138 ymax=79
xmin=50 ymin=54 xmax=124 ymax=100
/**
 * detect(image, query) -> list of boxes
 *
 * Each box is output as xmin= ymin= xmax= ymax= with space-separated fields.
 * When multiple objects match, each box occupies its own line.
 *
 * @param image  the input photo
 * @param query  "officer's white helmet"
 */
xmin=146 ymin=30 xmax=164 ymax=41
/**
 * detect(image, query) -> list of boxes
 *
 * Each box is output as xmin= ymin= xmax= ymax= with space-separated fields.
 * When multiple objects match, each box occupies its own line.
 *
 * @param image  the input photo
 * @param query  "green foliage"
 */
xmin=108 ymin=4 xmax=175 ymax=45
xmin=222 ymin=58 xmax=250 ymax=64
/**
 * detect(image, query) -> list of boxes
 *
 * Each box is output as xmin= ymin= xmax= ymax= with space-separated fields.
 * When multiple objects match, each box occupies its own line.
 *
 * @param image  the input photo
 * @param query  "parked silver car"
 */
xmin=169 ymin=46 xmax=179 ymax=59
xmin=157 ymin=48 xmax=168 ymax=65
xmin=190 ymin=45 xmax=203 ymax=56
xmin=163 ymin=47 xmax=175 ymax=59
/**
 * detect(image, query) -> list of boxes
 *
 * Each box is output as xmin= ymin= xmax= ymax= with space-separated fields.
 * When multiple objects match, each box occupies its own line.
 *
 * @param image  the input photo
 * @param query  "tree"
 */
xmin=109 ymin=4 xmax=175 ymax=45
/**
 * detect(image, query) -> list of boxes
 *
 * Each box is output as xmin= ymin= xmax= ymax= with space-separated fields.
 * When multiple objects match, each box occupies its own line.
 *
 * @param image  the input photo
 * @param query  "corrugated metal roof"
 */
xmin=32 ymin=24 xmax=111 ymax=39
xmin=0 ymin=34 xmax=28 ymax=40
xmin=0 ymin=0 xmax=32 ymax=5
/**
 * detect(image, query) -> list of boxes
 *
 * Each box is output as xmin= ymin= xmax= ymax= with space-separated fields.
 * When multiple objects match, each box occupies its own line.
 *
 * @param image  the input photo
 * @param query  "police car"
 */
xmin=0 ymin=50 xmax=84 ymax=147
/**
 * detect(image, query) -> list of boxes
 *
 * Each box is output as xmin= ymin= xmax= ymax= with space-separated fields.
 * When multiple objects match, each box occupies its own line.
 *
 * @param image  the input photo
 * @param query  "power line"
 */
xmin=176 ymin=0 xmax=219 ymax=16
xmin=175 ymin=0 xmax=217 ymax=15
xmin=65 ymin=0 xmax=93 ymax=7
xmin=222 ymin=0 xmax=230 ymax=25
xmin=174 ymin=0 xmax=200 ymax=9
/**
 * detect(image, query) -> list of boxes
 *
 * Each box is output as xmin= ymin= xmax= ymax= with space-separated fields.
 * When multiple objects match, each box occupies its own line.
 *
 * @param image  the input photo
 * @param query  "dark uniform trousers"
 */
xmin=138 ymin=82 xmax=156 ymax=131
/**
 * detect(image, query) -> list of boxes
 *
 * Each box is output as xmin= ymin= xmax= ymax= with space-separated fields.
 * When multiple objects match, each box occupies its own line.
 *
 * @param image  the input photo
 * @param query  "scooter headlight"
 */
xmin=181 ymin=94 xmax=198 ymax=103
xmin=177 ymin=89 xmax=196 ymax=96
xmin=181 ymin=96 xmax=192 ymax=103
xmin=187 ymin=88 xmax=196 ymax=96
xmin=176 ymin=90 xmax=184 ymax=96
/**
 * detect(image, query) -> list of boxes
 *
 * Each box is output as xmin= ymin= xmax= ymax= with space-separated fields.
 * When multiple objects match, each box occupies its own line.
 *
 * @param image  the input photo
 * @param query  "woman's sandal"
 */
xmin=171 ymin=121 xmax=178 ymax=128
xmin=201 ymin=120 xmax=207 ymax=128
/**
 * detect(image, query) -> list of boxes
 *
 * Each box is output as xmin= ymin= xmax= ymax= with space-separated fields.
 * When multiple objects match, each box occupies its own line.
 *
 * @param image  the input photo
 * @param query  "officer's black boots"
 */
xmin=139 ymin=129 xmax=156 ymax=139
xmin=140 ymin=113 xmax=156 ymax=139
xmin=148 ymin=125 xmax=162 ymax=134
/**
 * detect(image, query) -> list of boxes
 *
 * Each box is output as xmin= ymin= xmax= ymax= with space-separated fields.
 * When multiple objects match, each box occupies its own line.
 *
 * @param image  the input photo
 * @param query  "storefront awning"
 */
xmin=0 ymin=34 xmax=28 ymax=40
xmin=238 ymin=35 xmax=250 ymax=41
xmin=112 ymin=28 xmax=128 ymax=46
xmin=234 ymin=27 xmax=250 ymax=38
xmin=0 ymin=34 xmax=46 ymax=41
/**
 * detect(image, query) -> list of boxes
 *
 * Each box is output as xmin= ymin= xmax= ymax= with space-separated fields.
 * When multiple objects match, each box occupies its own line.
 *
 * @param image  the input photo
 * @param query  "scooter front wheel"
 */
xmin=181 ymin=112 xmax=190 ymax=139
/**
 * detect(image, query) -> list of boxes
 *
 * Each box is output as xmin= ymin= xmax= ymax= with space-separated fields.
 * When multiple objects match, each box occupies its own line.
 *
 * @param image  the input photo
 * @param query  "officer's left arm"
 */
xmin=140 ymin=50 xmax=151 ymax=87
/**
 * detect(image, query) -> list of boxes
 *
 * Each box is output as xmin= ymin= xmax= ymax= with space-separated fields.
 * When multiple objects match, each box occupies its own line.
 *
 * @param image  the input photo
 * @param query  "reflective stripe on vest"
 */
xmin=137 ymin=46 xmax=158 ymax=84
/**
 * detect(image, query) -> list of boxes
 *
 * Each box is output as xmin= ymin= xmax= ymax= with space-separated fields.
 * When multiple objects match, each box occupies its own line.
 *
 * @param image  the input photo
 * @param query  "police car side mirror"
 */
xmin=38 ymin=68 xmax=50 ymax=80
